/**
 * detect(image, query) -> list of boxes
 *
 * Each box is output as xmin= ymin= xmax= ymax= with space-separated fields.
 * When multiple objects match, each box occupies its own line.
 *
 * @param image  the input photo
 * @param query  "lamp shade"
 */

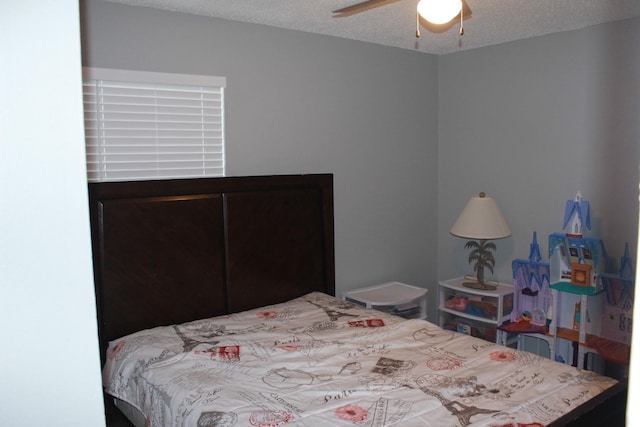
xmin=450 ymin=192 xmax=511 ymax=240
xmin=417 ymin=0 xmax=462 ymax=25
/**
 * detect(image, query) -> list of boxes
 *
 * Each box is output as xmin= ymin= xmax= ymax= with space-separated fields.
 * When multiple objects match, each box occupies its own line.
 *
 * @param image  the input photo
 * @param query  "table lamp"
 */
xmin=450 ymin=192 xmax=511 ymax=290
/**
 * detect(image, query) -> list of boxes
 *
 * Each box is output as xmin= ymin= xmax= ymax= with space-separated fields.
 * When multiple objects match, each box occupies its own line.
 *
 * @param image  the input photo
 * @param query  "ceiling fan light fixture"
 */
xmin=417 ymin=0 xmax=462 ymax=25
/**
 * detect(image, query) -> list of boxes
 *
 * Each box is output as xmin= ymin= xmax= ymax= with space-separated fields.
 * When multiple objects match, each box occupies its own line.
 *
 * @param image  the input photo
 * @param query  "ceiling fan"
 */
xmin=333 ymin=0 xmax=471 ymax=37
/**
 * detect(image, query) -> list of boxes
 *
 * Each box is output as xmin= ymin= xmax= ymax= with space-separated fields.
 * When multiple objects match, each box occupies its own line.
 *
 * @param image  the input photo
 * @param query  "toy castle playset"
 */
xmin=509 ymin=191 xmax=633 ymax=366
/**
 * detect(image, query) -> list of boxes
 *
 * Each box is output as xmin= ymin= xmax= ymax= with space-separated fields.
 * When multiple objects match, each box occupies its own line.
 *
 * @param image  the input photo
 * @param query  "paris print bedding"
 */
xmin=103 ymin=292 xmax=617 ymax=427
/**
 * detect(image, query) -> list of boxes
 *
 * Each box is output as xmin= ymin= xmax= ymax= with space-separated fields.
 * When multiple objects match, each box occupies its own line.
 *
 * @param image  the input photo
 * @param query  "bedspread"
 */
xmin=103 ymin=292 xmax=617 ymax=427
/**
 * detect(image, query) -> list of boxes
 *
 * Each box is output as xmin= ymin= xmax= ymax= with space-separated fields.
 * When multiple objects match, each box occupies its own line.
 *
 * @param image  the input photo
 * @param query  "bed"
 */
xmin=89 ymin=174 xmax=627 ymax=427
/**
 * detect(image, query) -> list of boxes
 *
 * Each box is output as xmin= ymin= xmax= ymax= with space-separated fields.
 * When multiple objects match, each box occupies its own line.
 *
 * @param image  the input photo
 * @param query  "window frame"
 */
xmin=82 ymin=67 xmax=226 ymax=182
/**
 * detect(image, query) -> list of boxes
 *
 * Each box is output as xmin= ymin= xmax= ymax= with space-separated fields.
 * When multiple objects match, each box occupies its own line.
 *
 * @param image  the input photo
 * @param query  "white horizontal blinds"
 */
xmin=83 ymin=68 xmax=226 ymax=182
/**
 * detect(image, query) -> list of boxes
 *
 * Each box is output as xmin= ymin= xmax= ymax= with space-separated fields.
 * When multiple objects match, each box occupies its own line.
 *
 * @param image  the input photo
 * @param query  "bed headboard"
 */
xmin=89 ymin=174 xmax=335 ymax=362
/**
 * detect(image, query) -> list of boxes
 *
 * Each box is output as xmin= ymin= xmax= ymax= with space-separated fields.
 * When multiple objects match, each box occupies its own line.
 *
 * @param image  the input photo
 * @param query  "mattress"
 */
xmin=103 ymin=292 xmax=618 ymax=426
xmin=113 ymin=397 xmax=147 ymax=427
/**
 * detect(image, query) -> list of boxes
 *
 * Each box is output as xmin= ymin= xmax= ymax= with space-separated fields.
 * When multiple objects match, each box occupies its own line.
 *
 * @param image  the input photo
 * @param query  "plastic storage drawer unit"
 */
xmin=342 ymin=282 xmax=428 ymax=320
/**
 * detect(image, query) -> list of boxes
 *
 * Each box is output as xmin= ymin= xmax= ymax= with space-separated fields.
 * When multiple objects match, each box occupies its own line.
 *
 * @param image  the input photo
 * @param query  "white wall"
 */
xmin=629 ymin=201 xmax=640 ymax=424
xmin=80 ymin=0 xmax=441 ymax=306
xmin=0 ymin=1 xmax=105 ymax=426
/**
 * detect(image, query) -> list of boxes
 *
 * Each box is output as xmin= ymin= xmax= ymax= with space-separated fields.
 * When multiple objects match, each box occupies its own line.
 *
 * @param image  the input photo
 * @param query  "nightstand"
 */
xmin=342 ymin=281 xmax=428 ymax=320
xmin=438 ymin=277 xmax=514 ymax=343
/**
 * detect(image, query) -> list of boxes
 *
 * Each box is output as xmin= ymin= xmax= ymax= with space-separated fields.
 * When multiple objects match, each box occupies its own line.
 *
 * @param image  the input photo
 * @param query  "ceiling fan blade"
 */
xmin=333 ymin=0 xmax=404 ymax=17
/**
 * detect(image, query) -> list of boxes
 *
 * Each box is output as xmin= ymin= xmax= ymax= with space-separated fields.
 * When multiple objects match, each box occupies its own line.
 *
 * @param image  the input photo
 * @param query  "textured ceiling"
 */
xmin=106 ymin=0 xmax=640 ymax=54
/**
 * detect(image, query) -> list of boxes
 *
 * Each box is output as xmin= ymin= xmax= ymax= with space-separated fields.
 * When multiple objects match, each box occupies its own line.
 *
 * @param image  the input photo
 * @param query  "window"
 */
xmin=82 ymin=68 xmax=225 ymax=182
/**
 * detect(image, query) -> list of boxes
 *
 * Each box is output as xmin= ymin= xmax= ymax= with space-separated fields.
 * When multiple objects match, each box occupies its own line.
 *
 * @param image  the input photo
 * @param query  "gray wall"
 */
xmin=438 ymin=18 xmax=640 ymax=290
xmin=81 ymin=0 xmax=440 ymax=313
xmin=81 ymin=1 xmax=639 ymax=321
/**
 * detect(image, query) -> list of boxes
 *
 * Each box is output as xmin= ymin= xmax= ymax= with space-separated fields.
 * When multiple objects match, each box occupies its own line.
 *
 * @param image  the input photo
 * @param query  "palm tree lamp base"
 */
xmin=462 ymin=281 xmax=497 ymax=291
xmin=461 ymin=238 xmax=499 ymax=291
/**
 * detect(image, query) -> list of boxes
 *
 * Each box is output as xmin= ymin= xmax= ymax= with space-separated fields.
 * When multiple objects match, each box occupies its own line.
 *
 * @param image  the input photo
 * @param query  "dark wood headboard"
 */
xmin=89 ymin=174 xmax=335 ymax=362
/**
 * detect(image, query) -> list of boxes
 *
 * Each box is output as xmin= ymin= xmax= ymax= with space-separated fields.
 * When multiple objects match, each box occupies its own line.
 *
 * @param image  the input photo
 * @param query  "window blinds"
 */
xmin=83 ymin=68 xmax=226 ymax=182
